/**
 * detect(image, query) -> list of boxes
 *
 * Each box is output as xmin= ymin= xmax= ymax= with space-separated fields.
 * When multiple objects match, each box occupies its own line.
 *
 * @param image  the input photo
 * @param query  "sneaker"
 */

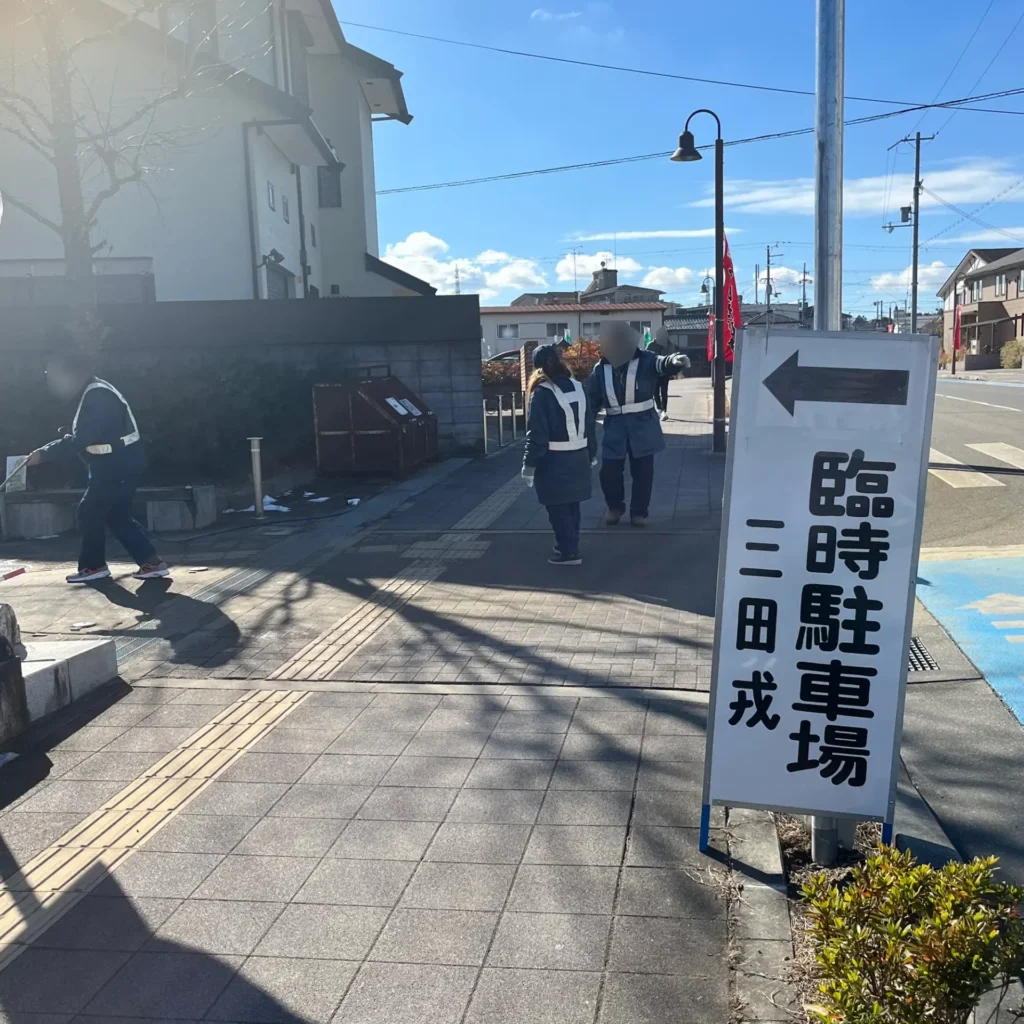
xmin=66 ymin=566 xmax=111 ymax=584
xmin=132 ymin=561 xmax=170 ymax=580
xmin=630 ymin=514 xmax=648 ymax=527
xmin=605 ymin=509 xmax=622 ymax=526
xmin=548 ymin=553 xmax=582 ymax=565
xmin=660 ymin=410 xmax=669 ymax=422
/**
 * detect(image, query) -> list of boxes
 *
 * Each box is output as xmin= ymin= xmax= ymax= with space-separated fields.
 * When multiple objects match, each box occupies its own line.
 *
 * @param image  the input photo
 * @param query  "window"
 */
xmin=970 ymin=279 xmax=982 ymax=302
xmin=581 ymin=322 xmax=599 ymax=338
xmin=318 ymin=166 xmax=342 ymax=208
xmin=267 ymin=181 xmax=275 ymax=211
xmin=497 ymin=324 xmax=519 ymax=340
xmin=310 ymin=224 xmax=317 ymax=248
xmin=1019 ymin=270 xmax=1024 ymax=294
xmin=546 ymin=321 xmax=569 ymax=338
xmin=282 ymin=195 xmax=290 ymax=224
xmin=628 ymin=320 xmax=652 ymax=334
xmin=996 ymin=273 xmax=1006 ymax=297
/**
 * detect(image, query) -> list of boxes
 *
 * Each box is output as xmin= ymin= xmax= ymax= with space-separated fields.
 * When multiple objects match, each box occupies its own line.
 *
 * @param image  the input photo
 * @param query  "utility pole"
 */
xmin=455 ymin=265 xmax=461 ymax=295
xmin=883 ymin=131 xmax=934 ymax=333
xmin=811 ymin=0 xmax=845 ymax=867
xmin=765 ymin=245 xmax=772 ymax=314
xmin=801 ymin=262 xmax=808 ymax=323
xmin=754 ymin=264 xmax=759 ymax=305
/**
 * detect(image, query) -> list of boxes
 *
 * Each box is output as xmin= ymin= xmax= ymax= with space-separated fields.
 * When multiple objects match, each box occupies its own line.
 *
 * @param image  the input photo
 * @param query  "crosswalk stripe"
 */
xmin=966 ymin=441 xmax=1024 ymax=471
xmin=928 ymin=448 xmax=1004 ymax=488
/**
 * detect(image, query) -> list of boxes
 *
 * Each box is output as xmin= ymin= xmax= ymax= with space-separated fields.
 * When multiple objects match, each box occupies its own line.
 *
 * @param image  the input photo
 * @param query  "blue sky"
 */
xmin=341 ymin=0 xmax=1024 ymax=316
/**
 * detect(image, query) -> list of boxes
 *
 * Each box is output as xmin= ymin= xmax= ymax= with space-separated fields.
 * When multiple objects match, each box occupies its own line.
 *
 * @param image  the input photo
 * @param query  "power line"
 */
xmin=378 ymin=87 xmax=1024 ymax=196
xmin=935 ymin=8 xmax=1024 ymax=135
xmin=912 ymin=0 xmax=996 ymax=132
xmin=921 ymin=186 xmax=1024 ymax=243
xmin=921 ymin=176 xmax=1024 ymax=245
xmin=342 ymin=19 xmax=1024 ymax=115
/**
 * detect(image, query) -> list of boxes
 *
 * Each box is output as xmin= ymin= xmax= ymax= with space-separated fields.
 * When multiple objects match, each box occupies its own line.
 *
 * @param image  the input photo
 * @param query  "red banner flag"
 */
xmin=706 ymin=233 xmax=741 ymax=364
xmin=953 ymin=304 xmax=962 ymax=351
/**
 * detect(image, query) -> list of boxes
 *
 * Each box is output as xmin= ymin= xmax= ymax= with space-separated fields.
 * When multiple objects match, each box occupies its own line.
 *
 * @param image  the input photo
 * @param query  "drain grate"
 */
xmin=908 ymin=636 xmax=939 ymax=672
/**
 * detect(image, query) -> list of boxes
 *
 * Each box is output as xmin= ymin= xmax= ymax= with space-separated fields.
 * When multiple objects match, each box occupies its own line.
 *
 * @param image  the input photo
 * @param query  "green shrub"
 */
xmin=802 ymin=845 xmax=1024 ymax=1024
xmin=1000 ymin=340 xmax=1023 ymax=369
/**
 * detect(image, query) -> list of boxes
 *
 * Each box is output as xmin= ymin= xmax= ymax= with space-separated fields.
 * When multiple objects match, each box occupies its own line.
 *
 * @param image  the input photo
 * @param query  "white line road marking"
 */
xmin=936 ymin=393 xmax=1021 ymax=413
xmin=966 ymin=441 xmax=1024 ymax=470
xmin=927 ymin=448 xmax=1004 ymax=488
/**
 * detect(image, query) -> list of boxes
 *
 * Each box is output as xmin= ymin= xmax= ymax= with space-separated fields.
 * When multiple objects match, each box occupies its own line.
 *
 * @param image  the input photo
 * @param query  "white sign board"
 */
xmin=385 ymin=397 xmax=410 ymax=416
xmin=400 ymin=399 xmax=423 ymax=417
xmin=703 ymin=328 xmax=938 ymax=826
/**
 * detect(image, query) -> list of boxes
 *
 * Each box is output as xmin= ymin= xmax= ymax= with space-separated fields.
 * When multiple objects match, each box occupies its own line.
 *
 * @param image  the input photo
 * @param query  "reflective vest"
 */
xmin=73 ymin=379 xmax=141 ymax=455
xmin=539 ymin=379 xmax=588 ymax=451
xmin=603 ymin=357 xmax=655 ymax=415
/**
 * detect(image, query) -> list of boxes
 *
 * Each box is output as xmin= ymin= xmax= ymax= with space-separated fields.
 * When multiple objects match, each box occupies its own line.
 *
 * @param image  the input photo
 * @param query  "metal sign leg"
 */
xmin=699 ymin=804 xmax=711 ymax=852
xmin=498 ymin=395 xmax=505 ymax=447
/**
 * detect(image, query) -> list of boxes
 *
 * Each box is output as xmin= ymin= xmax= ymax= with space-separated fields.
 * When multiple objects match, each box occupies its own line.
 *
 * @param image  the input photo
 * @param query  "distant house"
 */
xmin=510 ymin=263 xmax=663 ymax=309
xmin=0 ymin=0 xmax=434 ymax=303
xmin=480 ymin=301 xmax=668 ymax=359
xmin=936 ymin=248 xmax=1024 ymax=364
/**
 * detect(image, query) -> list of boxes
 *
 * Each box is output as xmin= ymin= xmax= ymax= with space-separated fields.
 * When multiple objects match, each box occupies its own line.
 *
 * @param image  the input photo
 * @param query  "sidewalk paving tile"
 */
xmin=255 ymin=903 xmax=389 ymax=959
xmin=486 ymin=912 xmax=611 ymax=970
xmin=294 ymin=858 xmax=416 ymax=906
xmin=465 ymin=968 xmax=601 ymax=1024
xmin=192 ymin=854 xmax=317 ymax=901
xmin=369 ymin=908 xmax=497 ymax=966
xmin=148 ymin=898 xmax=285 ymax=954
xmin=331 ymin=962 xmax=477 ymax=1024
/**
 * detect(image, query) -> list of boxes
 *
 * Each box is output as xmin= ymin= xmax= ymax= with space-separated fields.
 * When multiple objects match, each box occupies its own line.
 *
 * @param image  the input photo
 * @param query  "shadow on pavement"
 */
xmin=0 ymin=849 xmax=313 ymax=1021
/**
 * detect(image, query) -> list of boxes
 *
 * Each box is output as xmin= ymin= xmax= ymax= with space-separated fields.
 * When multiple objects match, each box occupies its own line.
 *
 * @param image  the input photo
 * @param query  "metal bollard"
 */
xmin=482 ymin=398 xmax=489 ymax=455
xmin=511 ymin=392 xmax=518 ymax=440
xmin=248 ymin=437 xmax=265 ymax=519
xmin=498 ymin=394 xmax=505 ymax=447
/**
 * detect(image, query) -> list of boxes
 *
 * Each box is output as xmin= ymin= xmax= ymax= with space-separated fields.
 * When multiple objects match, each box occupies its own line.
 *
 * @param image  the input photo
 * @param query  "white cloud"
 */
xmin=570 ymin=228 xmax=722 ymax=242
xmin=555 ymin=251 xmax=643 ymax=283
xmin=871 ymin=261 xmax=950 ymax=292
xmin=380 ymin=232 xmax=548 ymax=300
xmin=530 ymin=7 xmax=582 ymax=21
xmin=641 ymin=266 xmax=695 ymax=291
xmin=689 ymin=161 xmax=1023 ymax=216
xmin=931 ymin=229 xmax=1024 ymax=246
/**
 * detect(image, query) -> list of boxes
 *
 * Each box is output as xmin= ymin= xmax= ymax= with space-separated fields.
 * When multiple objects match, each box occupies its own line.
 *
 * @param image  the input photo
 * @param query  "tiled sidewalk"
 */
xmin=0 ymin=685 xmax=729 ymax=1024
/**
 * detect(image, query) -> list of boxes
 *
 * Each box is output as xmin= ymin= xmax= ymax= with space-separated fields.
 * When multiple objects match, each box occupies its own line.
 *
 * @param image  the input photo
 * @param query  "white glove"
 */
xmin=590 ymin=458 xmax=598 ymax=467
xmin=522 ymin=467 xmax=535 ymax=488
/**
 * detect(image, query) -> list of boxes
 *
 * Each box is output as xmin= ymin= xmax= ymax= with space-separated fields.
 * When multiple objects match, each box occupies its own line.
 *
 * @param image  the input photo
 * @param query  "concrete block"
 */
xmin=0 ymin=653 xmax=30 ymax=746
xmin=21 ymin=638 xmax=118 ymax=725
xmin=147 ymin=500 xmax=195 ymax=532
xmin=191 ymin=486 xmax=217 ymax=530
xmin=3 ymin=501 xmax=76 ymax=540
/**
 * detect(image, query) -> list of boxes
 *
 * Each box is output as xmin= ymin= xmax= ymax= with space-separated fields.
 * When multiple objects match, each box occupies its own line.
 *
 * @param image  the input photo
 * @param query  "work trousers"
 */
xmin=546 ymin=502 xmax=582 ymax=557
xmin=600 ymin=448 xmax=656 ymax=518
xmin=654 ymin=378 xmax=670 ymax=412
xmin=78 ymin=471 xmax=157 ymax=571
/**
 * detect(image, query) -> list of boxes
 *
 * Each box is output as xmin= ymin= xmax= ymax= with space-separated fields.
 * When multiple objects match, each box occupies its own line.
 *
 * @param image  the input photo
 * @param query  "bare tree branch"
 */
xmin=0 ymin=118 xmax=53 ymax=161
xmin=0 ymin=187 xmax=62 ymax=236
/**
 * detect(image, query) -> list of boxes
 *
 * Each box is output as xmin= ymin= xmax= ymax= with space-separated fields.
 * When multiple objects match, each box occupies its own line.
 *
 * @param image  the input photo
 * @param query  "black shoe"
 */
xmin=605 ymin=509 xmax=622 ymax=526
xmin=548 ymin=553 xmax=582 ymax=565
xmin=630 ymin=514 xmax=648 ymax=527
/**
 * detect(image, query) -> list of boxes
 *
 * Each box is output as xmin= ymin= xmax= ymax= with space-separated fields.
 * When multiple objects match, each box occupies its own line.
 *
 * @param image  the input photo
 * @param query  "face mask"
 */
xmin=599 ymin=322 xmax=640 ymax=368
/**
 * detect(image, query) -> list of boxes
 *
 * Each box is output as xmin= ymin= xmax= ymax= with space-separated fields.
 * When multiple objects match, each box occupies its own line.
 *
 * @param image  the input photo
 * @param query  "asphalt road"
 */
xmin=923 ymin=377 xmax=1024 ymax=548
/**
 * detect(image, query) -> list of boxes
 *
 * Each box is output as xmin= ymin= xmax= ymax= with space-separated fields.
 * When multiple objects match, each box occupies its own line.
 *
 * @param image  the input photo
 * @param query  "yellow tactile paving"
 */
xmin=0 ymin=688 xmax=308 ymax=972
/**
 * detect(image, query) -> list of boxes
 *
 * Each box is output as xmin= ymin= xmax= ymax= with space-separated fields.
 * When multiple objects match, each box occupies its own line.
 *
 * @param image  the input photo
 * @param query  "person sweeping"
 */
xmin=522 ymin=343 xmax=596 ymax=566
xmin=26 ymin=347 xmax=169 ymax=584
xmin=587 ymin=321 xmax=690 ymax=526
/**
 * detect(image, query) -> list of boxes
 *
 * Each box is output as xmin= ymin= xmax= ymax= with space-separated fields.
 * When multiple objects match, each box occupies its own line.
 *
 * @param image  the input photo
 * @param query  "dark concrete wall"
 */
xmin=0 ymin=296 xmax=483 ymax=481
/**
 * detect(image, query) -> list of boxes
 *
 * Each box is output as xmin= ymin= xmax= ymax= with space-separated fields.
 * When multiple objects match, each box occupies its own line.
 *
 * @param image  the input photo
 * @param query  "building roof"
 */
xmin=480 ymin=302 xmax=668 ymax=314
xmin=936 ymin=248 xmax=1020 ymax=296
xmin=964 ymin=247 xmax=1024 ymax=280
xmin=664 ymin=313 xmax=710 ymax=332
xmin=366 ymin=254 xmax=436 ymax=296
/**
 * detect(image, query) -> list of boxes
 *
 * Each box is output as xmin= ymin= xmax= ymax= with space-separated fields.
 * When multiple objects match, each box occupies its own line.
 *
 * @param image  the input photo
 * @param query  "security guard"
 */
xmin=522 ymin=343 xmax=597 ymax=565
xmin=27 ymin=348 xmax=168 ymax=584
xmin=586 ymin=321 xmax=689 ymax=526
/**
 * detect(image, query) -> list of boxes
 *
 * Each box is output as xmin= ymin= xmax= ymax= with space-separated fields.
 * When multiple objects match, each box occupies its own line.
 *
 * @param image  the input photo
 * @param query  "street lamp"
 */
xmin=673 ymin=110 xmax=726 ymax=453
xmin=700 ymin=274 xmax=714 ymax=308
xmin=952 ymin=277 xmax=964 ymax=376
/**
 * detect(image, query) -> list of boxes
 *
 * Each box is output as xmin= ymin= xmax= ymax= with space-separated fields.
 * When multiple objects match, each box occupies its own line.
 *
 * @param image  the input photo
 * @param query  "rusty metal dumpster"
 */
xmin=313 ymin=368 xmax=439 ymax=475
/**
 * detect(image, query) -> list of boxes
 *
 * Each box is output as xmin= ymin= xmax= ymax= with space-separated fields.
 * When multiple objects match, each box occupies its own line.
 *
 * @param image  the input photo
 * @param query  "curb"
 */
xmin=726 ymin=807 xmax=800 ymax=1023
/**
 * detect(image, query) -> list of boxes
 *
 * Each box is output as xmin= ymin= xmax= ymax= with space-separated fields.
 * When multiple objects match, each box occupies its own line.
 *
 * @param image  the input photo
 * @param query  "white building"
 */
xmin=0 ymin=0 xmax=433 ymax=302
xmin=480 ymin=302 xmax=668 ymax=359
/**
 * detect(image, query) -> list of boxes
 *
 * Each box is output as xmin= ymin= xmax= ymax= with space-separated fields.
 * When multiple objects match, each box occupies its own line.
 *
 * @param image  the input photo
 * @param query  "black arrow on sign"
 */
xmin=762 ymin=350 xmax=910 ymax=416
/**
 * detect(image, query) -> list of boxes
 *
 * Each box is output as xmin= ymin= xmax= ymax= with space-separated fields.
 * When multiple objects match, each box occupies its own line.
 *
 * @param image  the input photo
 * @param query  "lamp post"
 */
xmin=951 ymin=278 xmax=964 ymax=376
xmin=700 ymin=275 xmax=714 ymax=308
xmin=673 ymin=111 xmax=725 ymax=453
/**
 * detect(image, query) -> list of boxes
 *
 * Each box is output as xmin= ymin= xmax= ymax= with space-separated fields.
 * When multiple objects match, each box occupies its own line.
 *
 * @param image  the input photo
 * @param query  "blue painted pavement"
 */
xmin=917 ymin=557 xmax=1024 ymax=724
